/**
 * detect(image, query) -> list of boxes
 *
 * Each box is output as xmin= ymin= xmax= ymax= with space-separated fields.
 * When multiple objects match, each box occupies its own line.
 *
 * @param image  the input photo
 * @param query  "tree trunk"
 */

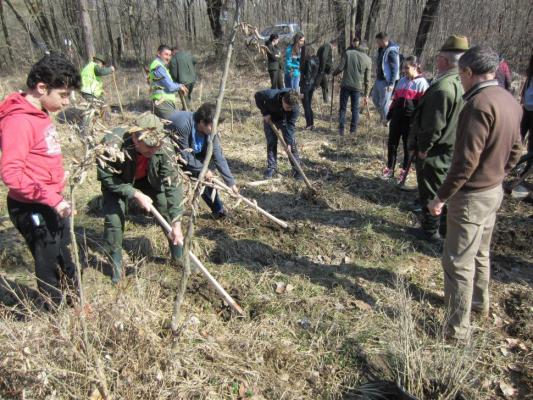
xmin=349 ymin=0 xmax=357 ymax=43
xmin=355 ymin=0 xmax=365 ymax=39
xmin=102 ymin=0 xmax=116 ymax=65
xmin=414 ymin=0 xmax=441 ymax=60
xmin=4 ymin=0 xmax=40 ymax=48
xmin=78 ymin=0 xmax=95 ymax=62
xmin=0 ymin=0 xmax=14 ymax=62
xmin=156 ymin=0 xmax=165 ymax=44
xmin=206 ymin=0 xmax=224 ymax=56
xmin=332 ymin=0 xmax=346 ymax=50
xmin=364 ymin=0 xmax=382 ymax=43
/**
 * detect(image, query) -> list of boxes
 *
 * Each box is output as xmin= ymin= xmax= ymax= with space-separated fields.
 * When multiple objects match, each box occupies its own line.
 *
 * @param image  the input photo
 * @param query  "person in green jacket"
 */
xmin=97 ymin=113 xmax=184 ymax=283
xmin=80 ymin=54 xmax=115 ymax=102
xmin=169 ymin=45 xmax=197 ymax=108
xmin=332 ymin=38 xmax=372 ymax=136
xmin=408 ymin=35 xmax=469 ymax=243
xmin=149 ymin=44 xmax=189 ymax=120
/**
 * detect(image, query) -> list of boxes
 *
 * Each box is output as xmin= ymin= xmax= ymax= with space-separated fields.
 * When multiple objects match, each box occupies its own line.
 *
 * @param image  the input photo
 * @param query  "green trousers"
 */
xmin=152 ymin=100 xmax=177 ymax=120
xmin=102 ymin=178 xmax=182 ymax=283
xmin=416 ymin=153 xmax=452 ymax=234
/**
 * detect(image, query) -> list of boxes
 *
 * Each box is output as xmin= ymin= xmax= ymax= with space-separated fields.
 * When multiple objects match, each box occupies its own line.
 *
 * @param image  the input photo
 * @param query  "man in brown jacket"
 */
xmin=428 ymin=46 xmax=523 ymax=340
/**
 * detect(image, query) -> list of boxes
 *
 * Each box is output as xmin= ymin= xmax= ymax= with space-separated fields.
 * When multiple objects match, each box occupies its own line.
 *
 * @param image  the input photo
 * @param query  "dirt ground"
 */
xmin=0 ymin=61 xmax=531 ymax=399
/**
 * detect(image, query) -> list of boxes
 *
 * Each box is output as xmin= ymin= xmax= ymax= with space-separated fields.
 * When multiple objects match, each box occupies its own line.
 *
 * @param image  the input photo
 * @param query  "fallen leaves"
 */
xmin=499 ymin=381 xmax=518 ymax=398
xmin=274 ymin=282 xmax=294 ymax=295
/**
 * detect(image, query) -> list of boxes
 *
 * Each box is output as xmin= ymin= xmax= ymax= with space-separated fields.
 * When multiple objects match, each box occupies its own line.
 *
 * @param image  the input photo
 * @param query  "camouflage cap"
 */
xmin=93 ymin=54 xmax=108 ymax=64
xmin=129 ymin=112 xmax=167 ymax=147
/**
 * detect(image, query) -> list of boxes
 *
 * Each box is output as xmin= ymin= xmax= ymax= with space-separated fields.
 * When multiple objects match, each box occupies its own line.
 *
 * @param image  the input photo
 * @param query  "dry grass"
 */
xmin=0 ymin=57 xmax=531 ymax=399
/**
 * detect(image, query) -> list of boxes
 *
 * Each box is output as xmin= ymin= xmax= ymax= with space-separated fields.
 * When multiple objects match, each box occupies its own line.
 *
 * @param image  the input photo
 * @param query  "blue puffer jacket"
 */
xmin=380 ymin=41 xmax=400 ymax=85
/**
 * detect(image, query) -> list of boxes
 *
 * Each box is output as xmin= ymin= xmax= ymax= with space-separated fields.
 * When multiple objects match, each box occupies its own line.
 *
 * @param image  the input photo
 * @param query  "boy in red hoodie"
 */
xmin=0 ymin=53 xmax=81 ymax=308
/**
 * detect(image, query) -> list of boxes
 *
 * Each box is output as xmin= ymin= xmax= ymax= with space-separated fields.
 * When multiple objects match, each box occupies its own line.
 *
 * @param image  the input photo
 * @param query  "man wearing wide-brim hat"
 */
xmin=80 ymin=53 xmax=116 ymax=102
xmin=97 ymin=112 xmax=184 ymax=283
xmin=407 ymin=35 xmax=469 ymax=243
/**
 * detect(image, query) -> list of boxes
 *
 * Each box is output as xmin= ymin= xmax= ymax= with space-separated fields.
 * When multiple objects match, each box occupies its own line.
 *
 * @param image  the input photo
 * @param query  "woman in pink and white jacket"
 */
xmin=382 ymin=56 xmax=429 ymax=184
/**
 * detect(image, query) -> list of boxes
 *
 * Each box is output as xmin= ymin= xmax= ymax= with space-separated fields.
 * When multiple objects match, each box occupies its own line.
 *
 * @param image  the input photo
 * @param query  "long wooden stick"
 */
xmin=268 ymin=122 xmax=316 ymax=192
xmin=112 ymin=71 xmax=124 ymax=115
xmin=245 ymin=178 xmax=282 ymax=187
xmin=149 ymin=205 xmax=245 ymax=316
xmin=178 ymin=91 xmax=189 ymax=111
xmin=329 ymin=76 xmax=335 ymax=132
xmin=211 ymin=178 xmax=289 ymax=229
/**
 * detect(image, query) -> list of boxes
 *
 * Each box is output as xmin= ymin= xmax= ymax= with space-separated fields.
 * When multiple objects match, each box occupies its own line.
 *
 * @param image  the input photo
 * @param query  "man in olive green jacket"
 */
xmin=408 ymin=35 xmax=469 ymax=242
xmin=97 ymin=113 xmax=184 ymax=283
xmin=169 ymin=46 xmax=197 ymax=107
xmin=333 ymin=38 xmax=372 ymax=136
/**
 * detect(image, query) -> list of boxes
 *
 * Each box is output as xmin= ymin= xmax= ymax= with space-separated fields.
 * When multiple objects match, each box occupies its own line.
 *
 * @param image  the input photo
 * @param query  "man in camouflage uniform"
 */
xmin=408 ymin=35 xmax=469 ymax=242
xmin=97 ymin=113 xmax=183 ymax=283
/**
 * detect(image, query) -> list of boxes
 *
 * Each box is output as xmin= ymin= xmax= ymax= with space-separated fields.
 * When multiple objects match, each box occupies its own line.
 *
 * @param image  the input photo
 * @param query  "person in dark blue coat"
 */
xmin=254 ymin=89 xmax=301 ymax=179
xmin=168 ymin=103 xmax=238 ymax=218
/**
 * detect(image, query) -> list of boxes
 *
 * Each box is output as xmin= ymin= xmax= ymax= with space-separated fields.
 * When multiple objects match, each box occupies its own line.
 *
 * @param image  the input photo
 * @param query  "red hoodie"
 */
xmin=0 ymin=92 xmax=65 ymax=208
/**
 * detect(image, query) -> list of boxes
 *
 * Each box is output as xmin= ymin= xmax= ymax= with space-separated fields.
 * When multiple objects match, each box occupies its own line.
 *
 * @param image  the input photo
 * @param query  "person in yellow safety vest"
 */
xmin=80 ymin=54 xmax=115 ymax=103
xmin=149 ymin=44 xmax=189 ymax=120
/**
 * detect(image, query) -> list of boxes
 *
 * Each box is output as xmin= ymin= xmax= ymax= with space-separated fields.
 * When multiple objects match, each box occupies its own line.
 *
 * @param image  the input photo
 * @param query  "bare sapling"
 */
xmin=170 ymin=0 xmax=246 ymax=333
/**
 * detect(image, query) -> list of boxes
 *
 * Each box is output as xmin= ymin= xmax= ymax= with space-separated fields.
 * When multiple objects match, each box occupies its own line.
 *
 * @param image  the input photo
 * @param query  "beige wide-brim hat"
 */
xmin=440 ymin=35 xmax=469 ymax=52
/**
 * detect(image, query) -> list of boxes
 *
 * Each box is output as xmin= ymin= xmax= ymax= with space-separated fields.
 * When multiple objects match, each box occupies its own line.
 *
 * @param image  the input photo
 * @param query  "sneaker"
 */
xmin=408 ymin=227 xmax=443 ymax=244
xmin=305 ymin=125 xmax=315 ymax=131
xmin=381 ymin=167 xmax=393 ymax=180
xmin=212 ymin=209 xmax=227 ymax=219
xmin=263 ymin=168 xmax=275 ymax=179
xmin=397 ymin=168 xmax=408 ymax=184
xmin=292 ymin=170 xmax=303 ymax=181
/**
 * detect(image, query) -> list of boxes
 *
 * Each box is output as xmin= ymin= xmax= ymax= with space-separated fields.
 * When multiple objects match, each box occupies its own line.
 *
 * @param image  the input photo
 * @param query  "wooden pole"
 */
xmin=329 ymin=75 xmax=335 ymax=132
xmin=149 ymin=205 xmax=245 ymax=316
xmin=112 ymin=71 xmax=124 ymax=115
xmin=211 ymin=178 xmax=289 ymax=229
xmin=178 ymin=91 xmax=189 ymax=111
xmin=268 ymin=122 xmax=316 ymax=193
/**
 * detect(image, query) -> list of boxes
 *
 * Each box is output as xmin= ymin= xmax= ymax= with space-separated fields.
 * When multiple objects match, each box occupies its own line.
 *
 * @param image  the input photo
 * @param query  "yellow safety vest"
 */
xmin=81 ymin=61 xmax=104 ymax=98
xmin=148 ymin=58 xmax=176 ymax=103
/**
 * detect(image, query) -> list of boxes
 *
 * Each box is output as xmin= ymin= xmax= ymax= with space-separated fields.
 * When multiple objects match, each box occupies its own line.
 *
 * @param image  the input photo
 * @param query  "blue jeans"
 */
xmin=202 ymin=187 xmax=224 ymax=214
xmin=371 ymin=79 xmax=393 ymax=122
xmin=338 ymin=86 xmax=361 ymax=135
xmin=284 ymin=72 xmax=300 ymax=92
xmin=263 ymin=120 xmax=300 ymax=171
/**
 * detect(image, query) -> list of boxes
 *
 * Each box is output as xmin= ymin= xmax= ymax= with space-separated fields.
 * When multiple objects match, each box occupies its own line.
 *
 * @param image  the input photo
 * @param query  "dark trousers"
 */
xmin=102 ymin=178 xmax=182 ymax=283
xmin=182 ymin=83 xmax=195 ymax=107
xmin=316 ymin=73 xmax=330 ymax=102
xmin=338 ymin=86 xmax=361 ymax=135
xmin=7 ymin=197 xmax=78 ymax=306
xmin=301 ymin=88 xmax=315 ymax=127
xmin=415 ymin=156 xmax=450 ymax=235
xmin=387 ymin=113 xmax=411 ymax=171
xmin=263 ymin=120 xmax=300 ymax=172
xmin=268 ymin=69 xmax=284 ymax=89
xmin=521 ymin=107 xmax=533 ymax=146
xmin=201 ymin=187 xmax=224 ymax=214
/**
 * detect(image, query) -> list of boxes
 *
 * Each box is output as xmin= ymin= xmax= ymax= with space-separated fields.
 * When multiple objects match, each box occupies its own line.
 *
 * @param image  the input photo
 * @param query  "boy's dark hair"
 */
xmin=157 ymin=44 xmax=170 ymax=53
xmin=375 ymin=32 xmax=388 ymax=40
xmin=26 ymin=53 xmax=81 ymax=90
xmin=282 ymin=90 xmax=300 ymax=107
xmin=194 ymin=103 xmax=226 ymax=124
xmin=170 ymin=46 xmax=179 ymax=52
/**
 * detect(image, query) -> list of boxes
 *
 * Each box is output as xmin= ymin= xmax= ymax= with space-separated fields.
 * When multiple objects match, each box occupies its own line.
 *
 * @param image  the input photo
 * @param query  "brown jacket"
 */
xmin=437 ymin=81 xmax=522 ymax=202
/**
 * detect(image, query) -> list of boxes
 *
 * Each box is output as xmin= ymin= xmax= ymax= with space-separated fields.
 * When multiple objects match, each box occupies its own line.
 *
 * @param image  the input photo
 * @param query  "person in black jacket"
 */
xmin=168 ymin=103 xmax=238 ymax=218
xmin=300 ymin=46 xmax=320 ymax=129
xmin=316 ymin=39 xmax=336 ymax=103
xmin=265 ymin=34 xmax=284 ymax=89
xmin=254 ymin=89 xmax=301 ymax=179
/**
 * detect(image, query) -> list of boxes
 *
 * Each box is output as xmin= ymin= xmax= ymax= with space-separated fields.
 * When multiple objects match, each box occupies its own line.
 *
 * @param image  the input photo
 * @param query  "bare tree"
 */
xmin=206 ymin=0 xmax=224 ymax=56
xmin=355 ymin=0 xmax=365 ymax=39
xmin=0 ymin=0 xmax=14 ymax=62
xmin=78 ymin=0 xmax=95 ymax=61
xmin=364 ymin=0 xmax=381 ymax=43
xmin=332 ymin=0 xmax=346 ymax=49
xmin=414 ymin=0 xmax=441 ymax=60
